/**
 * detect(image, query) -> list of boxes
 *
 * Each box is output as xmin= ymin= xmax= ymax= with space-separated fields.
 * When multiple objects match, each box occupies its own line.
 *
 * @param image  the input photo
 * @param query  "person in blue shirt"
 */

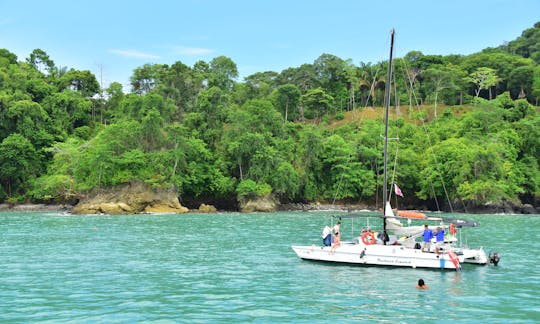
xmin=434 ymin=226 xmax=445 ymax=254
xmin=422 ymin=224 xmax=433 ymax=252
xmin=435 ymin=226 xmax=445 ymax=242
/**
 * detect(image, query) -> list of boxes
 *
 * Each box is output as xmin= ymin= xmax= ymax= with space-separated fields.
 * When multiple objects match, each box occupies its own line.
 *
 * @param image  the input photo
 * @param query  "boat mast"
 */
xmin=383 ymin=29 xmax=395 ymax=232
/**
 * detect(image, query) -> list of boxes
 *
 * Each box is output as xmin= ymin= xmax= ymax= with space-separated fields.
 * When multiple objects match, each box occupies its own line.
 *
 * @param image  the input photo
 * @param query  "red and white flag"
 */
xmin=394 ymin=184 xmax=404 ymax=197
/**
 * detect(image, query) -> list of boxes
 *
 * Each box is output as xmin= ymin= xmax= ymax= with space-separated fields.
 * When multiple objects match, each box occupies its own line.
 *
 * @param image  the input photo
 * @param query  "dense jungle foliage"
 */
xmin=0 ymin=23 xmax=539 ymax=210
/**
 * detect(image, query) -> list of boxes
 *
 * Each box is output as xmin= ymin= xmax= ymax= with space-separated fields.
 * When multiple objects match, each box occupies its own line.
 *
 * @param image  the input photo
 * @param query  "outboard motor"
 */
xmin=489 ymin=252 xmax=500 ymax=266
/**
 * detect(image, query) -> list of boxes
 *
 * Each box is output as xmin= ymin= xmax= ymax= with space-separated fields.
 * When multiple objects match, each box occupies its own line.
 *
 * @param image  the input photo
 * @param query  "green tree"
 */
xmin=103 ymin=82 xmax=125 ymax=122
xmin=221 ymin=99 xmax=284 ymax=182
xmin=313 ymin=53 xmax=348 ymax=106
xmin=507 ymin=66 xmax=534 ymax=100
xmin=301 ymin=87 xmax=333 ymax=120
xmin=73 ymin=121 xmax=143 ymax=189
xmin=0 ymin=48 xmax=18 ymax=66
xmin=41 ymin=91 xmax=93 ymax=138
xmin=466 ymin=67 xmax=500 ymax=99
xmin=141 ymin=108 xmax=164 ymax=149
xmin=131 ymin=63 xmax=163 ymax=95
xmin=26 ymin=49 xmax=55 ymax=75
xmin=57 ymin=69 xmax=100 ymax=97
xmin=271 ymin=84 xmax=301 ymax=121
xmin=208 ymin=56 xmax=238 ymax=91
xmin=5 ymin=99 xmax=53 ymax=149
xmin=0 ymin=134 xmax=39 ymax=198
xmin=276 ymin=64 xmax=318 ymax=93
xmin=423 ymin=66 xmax=458 ymax=117
xmin=156 ymin=61 xmax=200 ymax=117
xmin=318 ymin=134 xmax=375 ymax=201
xmin=271 ymin=161 xmax=300 ymax=200
xmin=25 ymin=78 xmax=55 ymax=102
xmin=243 ymin=71 xmax=279 ymax=100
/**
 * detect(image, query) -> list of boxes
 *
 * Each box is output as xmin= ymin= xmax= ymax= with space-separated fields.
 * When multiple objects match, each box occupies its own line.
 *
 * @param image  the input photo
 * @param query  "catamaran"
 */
xmin=291 ymin=212 xmax=466 ymax=270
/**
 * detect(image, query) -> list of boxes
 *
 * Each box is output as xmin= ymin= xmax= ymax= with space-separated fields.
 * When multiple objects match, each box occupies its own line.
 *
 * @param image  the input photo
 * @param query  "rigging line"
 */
xmin=399 ymin=58 xmax=454 ymax=213
xmin=360 ymin=65 xmax=383 ymax=179
xmin=388 ymin=70 xmax=400 ymax=204
xmin=330 ymin=148 xmax=353 ymax=207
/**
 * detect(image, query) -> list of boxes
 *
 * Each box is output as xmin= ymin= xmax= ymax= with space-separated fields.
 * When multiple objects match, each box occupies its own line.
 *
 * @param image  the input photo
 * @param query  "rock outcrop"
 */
xmin=72 ymin=182 xmax=188 ymax=215
xmin=198 ymin=203 xmax=217 ymax=213
xmin=239 ymin=195 xmax=278 ymax=213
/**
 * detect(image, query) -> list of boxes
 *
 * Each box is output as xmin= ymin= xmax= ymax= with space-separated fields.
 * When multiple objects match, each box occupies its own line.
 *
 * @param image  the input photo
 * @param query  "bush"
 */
xmin=236 ymin=179 xmax=272 ymax=199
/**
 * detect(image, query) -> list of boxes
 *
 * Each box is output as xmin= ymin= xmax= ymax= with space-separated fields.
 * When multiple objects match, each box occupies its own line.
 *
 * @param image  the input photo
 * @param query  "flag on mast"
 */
xmin=394 ymin=184 xmax=404 ymax=197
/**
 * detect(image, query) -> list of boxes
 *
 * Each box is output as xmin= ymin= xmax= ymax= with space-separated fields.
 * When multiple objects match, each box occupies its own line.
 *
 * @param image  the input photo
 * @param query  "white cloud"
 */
xmin=172 ymin=46 xmax=214 ymax=55
xmin=109 ymin=49 xmax=160 ymax=59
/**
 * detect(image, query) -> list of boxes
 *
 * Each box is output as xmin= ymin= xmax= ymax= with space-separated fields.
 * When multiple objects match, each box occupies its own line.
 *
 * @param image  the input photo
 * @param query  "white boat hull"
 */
xmin=456 ymin=247 xmax=488 ymax=265
xmin=291 ymin=242 xmax=463 ymax=270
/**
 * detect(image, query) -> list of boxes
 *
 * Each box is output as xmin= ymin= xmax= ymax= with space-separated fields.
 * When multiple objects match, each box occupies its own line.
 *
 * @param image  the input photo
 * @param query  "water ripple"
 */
xmin=0 ymin=212 xmax=538 ymax=322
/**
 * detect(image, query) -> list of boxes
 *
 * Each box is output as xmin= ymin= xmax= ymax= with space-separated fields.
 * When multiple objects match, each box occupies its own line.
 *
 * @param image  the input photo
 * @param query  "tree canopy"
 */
xmin=0 ymin=22 xmax=539 ymax=210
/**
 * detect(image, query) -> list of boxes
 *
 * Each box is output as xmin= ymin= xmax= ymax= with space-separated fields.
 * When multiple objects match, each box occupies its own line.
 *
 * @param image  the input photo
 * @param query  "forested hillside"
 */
xmin=1 ymin=23 xmax=539 ymax=211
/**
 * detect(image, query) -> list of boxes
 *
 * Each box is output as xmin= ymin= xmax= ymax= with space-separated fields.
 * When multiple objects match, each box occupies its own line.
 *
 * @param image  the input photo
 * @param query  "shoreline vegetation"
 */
xmin=1 ymin=23 xmax=539 ymax=212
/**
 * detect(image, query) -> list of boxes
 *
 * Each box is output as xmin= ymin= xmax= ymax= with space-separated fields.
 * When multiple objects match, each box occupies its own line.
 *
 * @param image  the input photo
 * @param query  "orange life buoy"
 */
xmin=397 ymin=210 xmax=427 ymax=219
xmin=449 ymin=223 xmax=457 ymax=235
xmin=361 ymin=232 xmax=376 ymax=245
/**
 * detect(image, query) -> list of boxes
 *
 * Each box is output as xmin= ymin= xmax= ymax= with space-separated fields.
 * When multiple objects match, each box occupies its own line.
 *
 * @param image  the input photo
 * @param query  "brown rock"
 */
xmin=144 ymin=202 xmax=188 ymax=214
xmin=198 ymin=203 xmax=217 ymax=213
xmin=239 ymin=195 xmax=278 ymax=213
xmin=72 ymin=182 xmax=188 ymax=215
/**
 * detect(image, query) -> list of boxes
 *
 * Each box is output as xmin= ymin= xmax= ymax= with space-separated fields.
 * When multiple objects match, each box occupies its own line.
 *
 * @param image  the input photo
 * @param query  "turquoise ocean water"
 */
xmin=1 ymin=211 xmax=538 ymax=323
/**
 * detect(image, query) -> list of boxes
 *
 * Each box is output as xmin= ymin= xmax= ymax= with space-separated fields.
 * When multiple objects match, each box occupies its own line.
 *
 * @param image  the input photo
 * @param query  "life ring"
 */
xmin=397 ymin=210 xmax=427 ymax=219
xmin=449 ymin=223 xmax=457 ymax=236
xmin=361 ymin=232 xmax=376 ymax=245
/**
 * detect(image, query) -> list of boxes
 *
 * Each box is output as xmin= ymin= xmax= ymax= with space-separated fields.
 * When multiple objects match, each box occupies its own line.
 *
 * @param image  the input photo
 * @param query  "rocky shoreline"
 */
xmin=1 ymin=201 xmax=538 ymax=215
xmin=1 ymin=182 xmax=538 ymax=215
xmin=0 ymin=203 xmax=74 ymax=213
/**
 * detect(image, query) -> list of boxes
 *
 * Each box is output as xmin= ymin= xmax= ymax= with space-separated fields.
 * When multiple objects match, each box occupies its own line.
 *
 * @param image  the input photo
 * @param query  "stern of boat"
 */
xmin=459 ymin=247 xmax=488 ymax=265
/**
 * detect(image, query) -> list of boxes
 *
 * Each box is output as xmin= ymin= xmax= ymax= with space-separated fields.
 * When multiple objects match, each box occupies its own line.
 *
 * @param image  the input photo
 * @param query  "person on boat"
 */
xmin=377 ymin=231 xmax=390 ymax=245
xmin=322 ymin=226 xmax=332 ymax=247
xmin=422 ymin=225 xmax=433 ymax=252
xmin=330 ymin=221 xmax=341 ymax=252
xmin=434 ymin=226 xmax=445 ymax=254
xmin=333 ymin=221 xmax=341 ymax=237
xmin=416 ymin=279 xmax=429 ymax=289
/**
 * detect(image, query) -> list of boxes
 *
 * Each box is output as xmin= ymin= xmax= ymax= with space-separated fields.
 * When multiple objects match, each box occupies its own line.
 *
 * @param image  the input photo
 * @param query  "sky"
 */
xmin=1 ymin=0 xmax=539 ymax=91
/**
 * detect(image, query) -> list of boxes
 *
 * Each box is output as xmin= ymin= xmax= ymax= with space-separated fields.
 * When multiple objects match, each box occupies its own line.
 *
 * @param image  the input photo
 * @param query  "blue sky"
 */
xmin=1 ymin=0 xmax=539 ymax=91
